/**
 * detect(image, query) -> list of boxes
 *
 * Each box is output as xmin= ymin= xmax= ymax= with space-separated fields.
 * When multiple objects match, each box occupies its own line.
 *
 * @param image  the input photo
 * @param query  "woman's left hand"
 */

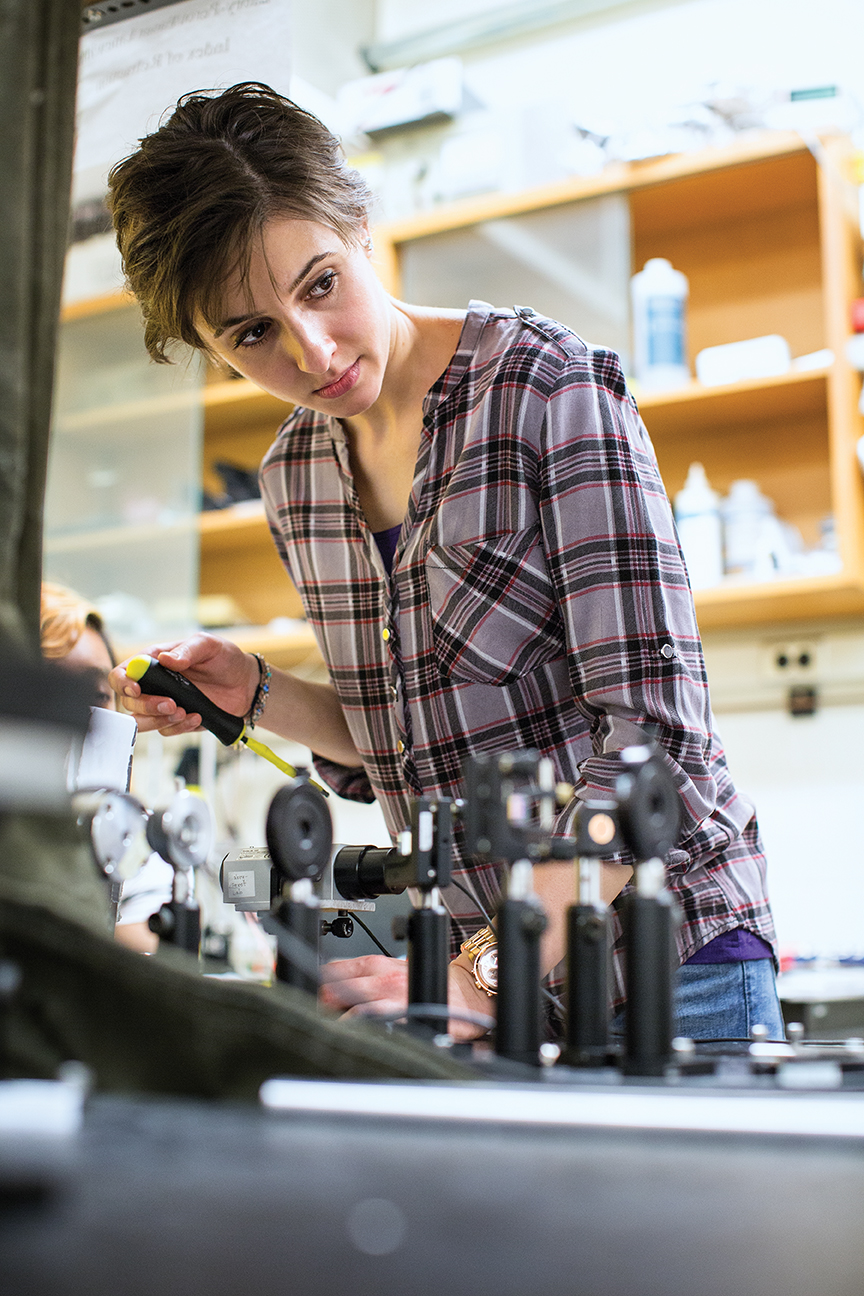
xmin=319 ymin=955 xmax=493 ymax=1041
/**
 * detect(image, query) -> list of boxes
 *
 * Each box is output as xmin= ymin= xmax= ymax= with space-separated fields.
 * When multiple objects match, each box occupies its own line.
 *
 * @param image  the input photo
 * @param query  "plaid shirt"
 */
xmin=260 ymin=301 xmax=776 ymax=1018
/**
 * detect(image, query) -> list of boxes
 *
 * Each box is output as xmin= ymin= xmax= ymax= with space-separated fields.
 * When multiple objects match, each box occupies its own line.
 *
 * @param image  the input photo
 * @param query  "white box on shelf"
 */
xmin=696 ymin=334 xmax=791 ymax=387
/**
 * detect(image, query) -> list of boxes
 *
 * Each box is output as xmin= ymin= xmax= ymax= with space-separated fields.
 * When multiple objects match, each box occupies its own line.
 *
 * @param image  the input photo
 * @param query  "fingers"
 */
xmin=319 ymin=956 xmax=407 ymax=1014
xmin=107 ymin=658 xmax=204 ymax=734
xmin=343 ymin=1000 xmax=406 ymax=1021
xmin=319 ymin=955 xmax=393 ymax=984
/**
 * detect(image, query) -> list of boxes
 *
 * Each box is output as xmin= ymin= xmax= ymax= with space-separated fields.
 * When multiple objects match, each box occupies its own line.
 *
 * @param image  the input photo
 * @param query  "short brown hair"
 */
xmin=40 ymin=582 xmax=114 ymax=665
xmin=107 ymin=82 xmax=373 ymax=363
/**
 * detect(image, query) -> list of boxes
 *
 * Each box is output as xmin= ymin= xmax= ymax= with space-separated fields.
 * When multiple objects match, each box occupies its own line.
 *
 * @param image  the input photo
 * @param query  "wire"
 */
xmin=349 ymin=912 xmax=395 ymax=958
xmin=375 ymin=1003 xmax=496 ymax=1032
xmin=451 ymin=875 xmax=493 ymax=925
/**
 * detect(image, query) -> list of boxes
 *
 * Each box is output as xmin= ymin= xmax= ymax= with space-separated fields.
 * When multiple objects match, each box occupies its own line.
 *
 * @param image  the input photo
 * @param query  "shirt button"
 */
xmin=382 ymin=628 xmax=391 ymax=642
xmin=390 ymin=685 xmax=398 ymax=698
xmin=660 ymin=643 xmax=674 ymax=659
xmin=396 ymin=740 xmax=405 ymax=754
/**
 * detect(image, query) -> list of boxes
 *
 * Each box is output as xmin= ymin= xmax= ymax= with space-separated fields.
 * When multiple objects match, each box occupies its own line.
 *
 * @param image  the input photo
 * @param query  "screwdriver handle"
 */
xmin=126 ymin=655 xmax=245 ymax=747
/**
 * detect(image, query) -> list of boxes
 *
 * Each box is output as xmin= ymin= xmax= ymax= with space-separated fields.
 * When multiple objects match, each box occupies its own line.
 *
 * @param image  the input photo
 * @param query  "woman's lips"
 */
xmin=314 ymin=359 xmax=360 ymax=399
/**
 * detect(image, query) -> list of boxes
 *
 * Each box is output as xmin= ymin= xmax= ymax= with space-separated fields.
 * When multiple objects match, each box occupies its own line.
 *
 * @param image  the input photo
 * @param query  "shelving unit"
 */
xmin=375 ymin=130 xmax=864 ymax=631
xmin=56 ymin=129 xmax=864 ymax=648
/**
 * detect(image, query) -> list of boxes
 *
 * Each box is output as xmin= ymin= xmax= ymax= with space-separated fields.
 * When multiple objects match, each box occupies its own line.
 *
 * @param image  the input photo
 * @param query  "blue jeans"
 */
xmin=611 ymin=960 xmax=785 ymax=1041
xmin=674 ymin=959 xmax=785 ymax=1040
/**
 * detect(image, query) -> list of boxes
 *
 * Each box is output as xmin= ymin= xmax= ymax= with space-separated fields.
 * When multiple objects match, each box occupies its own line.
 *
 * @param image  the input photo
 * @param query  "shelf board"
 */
xmin=693 ymin=571 xmax=864 ymax=629
xmin=45 ymin=517 xmax=196 ymax=554
xmin=637 ymin=366 xmax=829 ymax=437
xmin=60 ymin=290 xmax=135 ymax=322
xmin=198 ymin=503 xmax=270 ymax=550
xmin=203 ymin=380 xmax=293 ymax=434
xmin=375 ymin=131 xmax=813 ymax=245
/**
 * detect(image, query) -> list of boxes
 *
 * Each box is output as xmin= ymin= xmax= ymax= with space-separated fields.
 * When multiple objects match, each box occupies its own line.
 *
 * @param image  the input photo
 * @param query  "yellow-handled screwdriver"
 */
xmin=125 ymin=655 xmax=328 ymax=794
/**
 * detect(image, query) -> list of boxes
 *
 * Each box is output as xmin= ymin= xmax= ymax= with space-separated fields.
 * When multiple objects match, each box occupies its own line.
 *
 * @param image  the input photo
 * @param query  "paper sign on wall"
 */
xmin=75 ymin=0 xmax=293 ymax=190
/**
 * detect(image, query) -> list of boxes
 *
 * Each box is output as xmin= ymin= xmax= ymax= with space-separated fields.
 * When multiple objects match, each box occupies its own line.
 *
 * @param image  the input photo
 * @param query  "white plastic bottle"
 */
xmin=673 ymin=462 xmax=723 ymax=589
xmin=721 ymin=479 xmax=774 ymax=578
xmin=631 ymin=257 xmax=691 ymax=391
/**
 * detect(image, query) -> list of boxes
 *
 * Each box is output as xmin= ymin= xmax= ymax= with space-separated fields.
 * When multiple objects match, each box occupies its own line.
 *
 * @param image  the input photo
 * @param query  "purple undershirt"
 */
xmin=373 ymin=523 xmax=402 ymax=575
xmin=373 ymin=526 xmax=772 ymax=968
xmin=684 ymin=928 xmax=773 ymax=964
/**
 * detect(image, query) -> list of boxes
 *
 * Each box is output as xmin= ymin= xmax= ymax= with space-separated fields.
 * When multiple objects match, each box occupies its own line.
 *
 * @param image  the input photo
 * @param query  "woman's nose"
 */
xmin=291 ymin=322 xmax=336 ymax=375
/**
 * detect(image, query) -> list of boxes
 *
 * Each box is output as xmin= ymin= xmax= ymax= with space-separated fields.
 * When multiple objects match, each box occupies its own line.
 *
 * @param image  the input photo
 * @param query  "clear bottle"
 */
xmin=673 ymin=462 xmax=723 ymax=589
xmin=722 ymin=479 xmax=774 ymax=578
xmin=630 ymin=257 xmax=691 ymax=391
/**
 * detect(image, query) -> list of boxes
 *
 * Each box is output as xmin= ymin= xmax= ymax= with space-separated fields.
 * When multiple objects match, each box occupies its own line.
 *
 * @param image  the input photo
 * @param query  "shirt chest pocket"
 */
xmin=424 ymin=526 xmax=565 ymax=686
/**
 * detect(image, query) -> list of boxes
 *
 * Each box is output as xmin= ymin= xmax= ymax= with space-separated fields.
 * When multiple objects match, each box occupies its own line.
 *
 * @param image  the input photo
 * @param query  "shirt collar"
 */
xmin=421 ymin=299 xmax=492 ymax=421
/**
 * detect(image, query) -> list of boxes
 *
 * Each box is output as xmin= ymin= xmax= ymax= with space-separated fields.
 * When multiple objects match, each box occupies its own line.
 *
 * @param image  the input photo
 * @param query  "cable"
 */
xmin=350 ymin=912 xmax=395 ymax=958
xmin=451 ymin=875 xmax=494 ymax=925
xmin=375 ymin=1003 xmax=496 ymax=1032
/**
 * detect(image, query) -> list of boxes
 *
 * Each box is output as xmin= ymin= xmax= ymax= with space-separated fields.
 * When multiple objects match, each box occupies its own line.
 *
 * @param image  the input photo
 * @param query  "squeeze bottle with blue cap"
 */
xmin=673 ymin=462 xmax=723 ymax=589
xmin=631 ymin=257 xmax=690 ymax=391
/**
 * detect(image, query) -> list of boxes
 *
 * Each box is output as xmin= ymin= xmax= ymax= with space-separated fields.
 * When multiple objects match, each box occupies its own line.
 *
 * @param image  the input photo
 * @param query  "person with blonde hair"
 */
xmin=40 ymin=581 xmax=172 ymax=952
xmin=40 ymin=581 xmax=115 ymax=708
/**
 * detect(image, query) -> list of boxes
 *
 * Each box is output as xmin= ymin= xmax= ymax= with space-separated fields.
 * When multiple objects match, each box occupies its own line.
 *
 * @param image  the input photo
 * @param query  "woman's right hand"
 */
xmin=109 ymin=633 xmax=260 ymax=736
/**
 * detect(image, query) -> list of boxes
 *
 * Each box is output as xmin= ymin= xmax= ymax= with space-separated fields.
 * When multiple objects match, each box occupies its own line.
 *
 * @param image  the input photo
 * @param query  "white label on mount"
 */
xmin=227 ymin=870 xmax=256 ymax=900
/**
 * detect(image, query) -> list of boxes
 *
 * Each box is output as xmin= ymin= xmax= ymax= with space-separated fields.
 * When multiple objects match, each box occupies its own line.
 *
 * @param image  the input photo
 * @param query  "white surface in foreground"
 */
xmin=260 ymin=1078 xmax=864 ymax=1140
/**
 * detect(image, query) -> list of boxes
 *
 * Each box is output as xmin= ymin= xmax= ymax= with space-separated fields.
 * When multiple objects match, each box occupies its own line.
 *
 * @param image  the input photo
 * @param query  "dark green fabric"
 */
xmin=0 ymin=810 xmax=475 ymax=1094
xmin=0 ymin=898 xmax=473 ymax=1097
xmin=0 ymin=0 xmax=80 ymax=647
xmin=0 ymin=813 xmax=115 ymax=935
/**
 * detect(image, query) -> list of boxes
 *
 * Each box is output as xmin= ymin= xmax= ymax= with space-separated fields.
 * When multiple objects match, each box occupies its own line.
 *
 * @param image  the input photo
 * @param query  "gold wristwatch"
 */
xmin=460 ymin=926 xmax=498 ymax=996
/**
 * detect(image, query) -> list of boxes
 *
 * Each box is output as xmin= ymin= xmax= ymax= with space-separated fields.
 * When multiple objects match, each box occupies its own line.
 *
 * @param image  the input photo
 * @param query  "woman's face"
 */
xmin=198 ymin=217 xmax=392 ymax=416
xmin=62 ymin=627 xmax=115 ymax=709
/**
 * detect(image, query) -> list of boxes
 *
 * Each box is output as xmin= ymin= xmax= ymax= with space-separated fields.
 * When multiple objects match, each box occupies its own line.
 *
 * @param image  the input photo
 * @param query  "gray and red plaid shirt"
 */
xmin=260 ymin=301 xmax=776 ymax=1015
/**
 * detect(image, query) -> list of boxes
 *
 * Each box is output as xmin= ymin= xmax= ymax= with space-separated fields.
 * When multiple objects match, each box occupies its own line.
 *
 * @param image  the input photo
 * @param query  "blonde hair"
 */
xmin=40 ymin=582 xmax=114 ymax=664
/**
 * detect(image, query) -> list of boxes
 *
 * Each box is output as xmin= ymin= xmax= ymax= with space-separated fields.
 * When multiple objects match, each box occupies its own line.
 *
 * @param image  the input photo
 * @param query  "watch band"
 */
xmin=460 ymin=925 xmax=498 ymax=996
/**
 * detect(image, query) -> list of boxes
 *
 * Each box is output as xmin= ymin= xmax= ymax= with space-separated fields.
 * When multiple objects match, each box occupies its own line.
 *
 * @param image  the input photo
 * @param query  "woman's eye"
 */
xmin=234 ymin=320 xmax=270 ymax=349
xmin=308 ymin=270 xmax=336 ymax=299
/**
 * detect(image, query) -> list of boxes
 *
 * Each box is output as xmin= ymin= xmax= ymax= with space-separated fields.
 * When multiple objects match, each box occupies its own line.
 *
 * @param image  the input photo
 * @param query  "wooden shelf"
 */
xmin=693 ymin=572 xmax=864 ymax=630
xmin=199 ymin=503 xmax=269 ymax=550
xmin=203 ymin=379 xmax=293 ymax=435
xmin=637 ymin=367 xmax=830 ymax=437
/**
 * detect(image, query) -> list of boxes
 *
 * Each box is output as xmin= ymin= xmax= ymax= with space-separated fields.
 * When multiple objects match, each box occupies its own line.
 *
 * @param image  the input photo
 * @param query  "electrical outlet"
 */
xmin=765 ymin=639 xmax=819 ymax=679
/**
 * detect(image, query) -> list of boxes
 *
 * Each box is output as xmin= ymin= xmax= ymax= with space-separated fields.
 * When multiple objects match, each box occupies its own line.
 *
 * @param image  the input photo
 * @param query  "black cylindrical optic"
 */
xmin=563 ymin=903 xmax=609 ymax=1067
xmin=272 ymin=896 xmax=321 ymax=996
xmin=332 ymin=844 xmax=412 ymax=900
xmin=496 ymin=897 xmax=546 ymax=1066
xmin=622 ymin=890 xmax=677 ymax=1076
xmin=407 ymin=907 xmax=449 ymax=1032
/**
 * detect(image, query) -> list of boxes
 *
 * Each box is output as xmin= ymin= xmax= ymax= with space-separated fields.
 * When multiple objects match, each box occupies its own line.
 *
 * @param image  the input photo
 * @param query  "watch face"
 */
xmin=476 ymin=947 xmax=498 ymax=990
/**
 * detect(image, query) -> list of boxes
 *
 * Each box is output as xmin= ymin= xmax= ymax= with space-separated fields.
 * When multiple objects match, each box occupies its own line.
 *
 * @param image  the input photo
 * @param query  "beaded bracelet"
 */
xmin=247 ymin=652 xmax=272 ymax=728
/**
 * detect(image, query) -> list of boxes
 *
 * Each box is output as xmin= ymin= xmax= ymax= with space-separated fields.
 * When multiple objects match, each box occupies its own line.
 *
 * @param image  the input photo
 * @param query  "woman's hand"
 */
xmin=319 ymin=955 xmax=494 ymax=1042
xmin=109 ymin=632 xmax=259 ymax=736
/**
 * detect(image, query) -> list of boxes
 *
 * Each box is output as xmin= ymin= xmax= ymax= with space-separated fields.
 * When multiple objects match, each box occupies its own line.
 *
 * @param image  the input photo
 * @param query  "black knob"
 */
xmin=321 ymin=915 xmax=354 ymax=939
xmin=148 ymin=905 xmax=174 ymax=937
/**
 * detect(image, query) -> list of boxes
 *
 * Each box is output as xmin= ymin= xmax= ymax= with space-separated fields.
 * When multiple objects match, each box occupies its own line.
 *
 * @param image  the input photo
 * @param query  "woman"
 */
xmin=108 ymin=82 xmax=783 ymax=1041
